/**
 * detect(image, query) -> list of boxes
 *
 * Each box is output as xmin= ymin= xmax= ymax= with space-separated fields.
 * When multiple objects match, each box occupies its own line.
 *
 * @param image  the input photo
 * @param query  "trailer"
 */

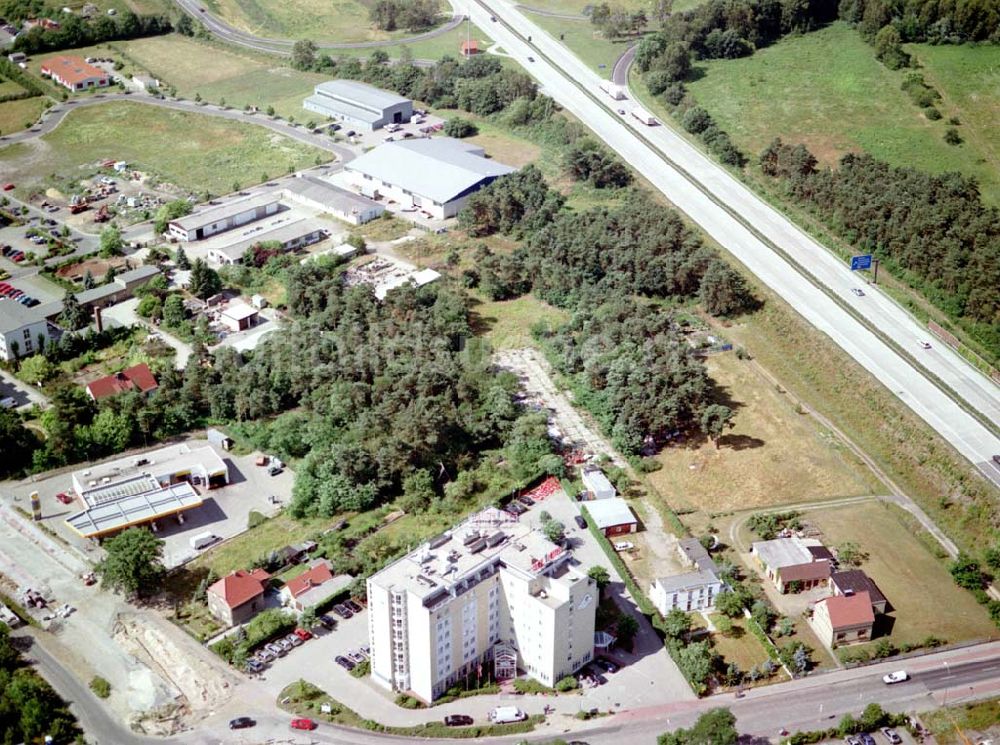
xmin=630 ymin=107 xmax=657 ymax=126
xmin=600 ymin=82 xmax=626 ymax=100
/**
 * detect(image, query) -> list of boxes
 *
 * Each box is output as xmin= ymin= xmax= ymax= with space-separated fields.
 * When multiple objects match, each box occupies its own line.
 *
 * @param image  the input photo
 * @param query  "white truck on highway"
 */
xmin=600 ymin=82 xmax=626 ymax=100
xmin=489 ymin=706 xmax=527 ymax=724
xmin=631 ymin=106 xmax=657 ymax=126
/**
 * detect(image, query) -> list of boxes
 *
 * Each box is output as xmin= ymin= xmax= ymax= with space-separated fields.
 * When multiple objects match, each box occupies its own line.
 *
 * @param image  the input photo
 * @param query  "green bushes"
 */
xmin=210 ymin=608 xmax=296 ymax=664
xmin=89 ymin=676 xmax=111 ymax=699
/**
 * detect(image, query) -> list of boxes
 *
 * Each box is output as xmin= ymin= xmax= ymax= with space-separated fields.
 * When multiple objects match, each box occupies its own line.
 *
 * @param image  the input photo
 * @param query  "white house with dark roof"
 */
xmin=304 ymin=80 xmax=412 ymax=131
xmin=345 ymin=137 xmax=517 ymax=219
xmin=0 ymin=299 xmax=48 ymax=360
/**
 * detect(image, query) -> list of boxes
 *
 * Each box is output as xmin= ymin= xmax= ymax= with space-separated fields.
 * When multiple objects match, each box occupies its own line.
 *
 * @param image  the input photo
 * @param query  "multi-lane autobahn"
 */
xmin=466 ymin=0 xmax=1000 ymax=487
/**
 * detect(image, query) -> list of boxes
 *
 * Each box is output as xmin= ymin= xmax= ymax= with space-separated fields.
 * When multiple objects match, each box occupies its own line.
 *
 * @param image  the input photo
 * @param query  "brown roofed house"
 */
xmin=831 ymin=569 xmax=889 ymax=614
xmin=207 ymin=568 xmax=271 ymax=626
xmin=812 ymin=591 xmax=875 ymax=647
xmin=40 ymin=55 xmax=109 ymax=92
xmin=86 ymin=363 xmax=158 ymax=401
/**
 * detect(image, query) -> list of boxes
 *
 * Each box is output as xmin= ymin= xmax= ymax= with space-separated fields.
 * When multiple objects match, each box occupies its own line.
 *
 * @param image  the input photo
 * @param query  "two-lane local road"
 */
xmin=469 ymin=0 xmax=1000 ymax=487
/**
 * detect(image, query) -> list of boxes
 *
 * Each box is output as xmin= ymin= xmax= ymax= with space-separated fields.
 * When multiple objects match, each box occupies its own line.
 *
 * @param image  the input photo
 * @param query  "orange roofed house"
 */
xmin=280 ymin=559 xmax=353 ymax=614
xmin=86 ymin=363 xmax=158 ymax=401
xmin=40 ymin=55 xmax=109 ymax=92
xmin=812 ymin=591 xmax=875 ymax=647
xmin=207 ymin=569 xmax=272 ymax=626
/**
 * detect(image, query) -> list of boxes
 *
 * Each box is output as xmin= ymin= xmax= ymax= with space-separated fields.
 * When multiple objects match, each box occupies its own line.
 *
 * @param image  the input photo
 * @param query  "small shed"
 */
xmin=206 ymin=428 xmax=234 ymax=451
xmin=461 ymin=39 xmax=479 ymax=56
xmin=250 ymin=294 xmax=268 ymax=309
xmin=221 ymin=302 xmax=259 ymax=332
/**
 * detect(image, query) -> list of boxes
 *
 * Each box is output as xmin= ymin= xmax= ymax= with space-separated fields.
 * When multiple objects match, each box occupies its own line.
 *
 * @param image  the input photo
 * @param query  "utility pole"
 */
xmin=871 ymin=258 xmax=880 ymax=285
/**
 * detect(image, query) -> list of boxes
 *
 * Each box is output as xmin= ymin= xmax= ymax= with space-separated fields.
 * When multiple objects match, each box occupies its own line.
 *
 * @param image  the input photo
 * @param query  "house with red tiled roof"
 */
xmin=813 ymin=591 xmax=875 ymax=647
xmin=279 ymin=559 xmax=352 ymax=614
xmin=85 ymin=363 xmax=158 ymax=401
xmin=40 ymin=55 xmax=109 ymax=92
xmin=207 ymin=568 xmax=271 ymax=626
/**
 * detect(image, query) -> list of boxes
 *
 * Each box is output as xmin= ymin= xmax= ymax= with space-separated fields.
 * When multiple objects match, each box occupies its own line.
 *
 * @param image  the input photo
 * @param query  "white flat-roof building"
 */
xmin=581 ymin=467 xmax=616 ymax=500
xmin=0 ymin=299 xmax=49 ymax=361
xmin=66 ymin=443 xmax=229 ymax=539
xmin=304 ymin=80 xmax=412 ymax=131
xmin=345 ymin=138 xmax=517 ymax=219
xmin=206 ymin=218 xmax=329 ymax=266
xmin=168 ymin=194 xmax=282 ymax=242
xmin=220 ymin=302 xmax=259 ymax=332
xmin=367 ymin=507 xmax=596 ymax=702
xmin=283 ymin=175 xmax=385 ymax=225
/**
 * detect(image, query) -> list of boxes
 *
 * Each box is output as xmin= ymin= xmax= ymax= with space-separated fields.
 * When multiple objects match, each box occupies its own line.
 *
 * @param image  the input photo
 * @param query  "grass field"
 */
xmin=792 ymin=502 xmax=995 ymax=647
xmin=0 ymin=97 xmax=46 ymax=134
xmin=524 ymin=12 xmax=636 ymax=72
xmin=0 ymin=80 xmax=26 ymax=97
xmin=203 ymin=0 xmax=447 ymax=43
xmin=471 ymin=294 xmax=570 ymax=349
xmin=0 ymin=102 xmax=328 ymax=197
xmin=686 ymin=22 xmax=1000 ymax=204
xmin=923 ymin=698 xmax=1000 ymax=745
xmin=648 ymin=351 xmax=880 ymax=513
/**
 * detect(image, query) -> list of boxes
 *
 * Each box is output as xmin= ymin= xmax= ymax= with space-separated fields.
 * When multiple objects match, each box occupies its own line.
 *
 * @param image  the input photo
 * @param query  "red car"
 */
xmin=290 ymin=718 xmax=316 ymax=731
xmin=293 ymin=628 xmax=313 ymax=641
xmin=56 ymin=492 xmax=74 ymax=504
xmin=2 ymin=183 xmax=13 ymax=191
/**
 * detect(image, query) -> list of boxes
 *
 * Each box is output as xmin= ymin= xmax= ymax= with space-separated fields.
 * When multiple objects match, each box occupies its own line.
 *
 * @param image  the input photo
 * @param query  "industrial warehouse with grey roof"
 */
xmin=345 ymin=137 xmax=517 ymax=219
xmin=304 ymin=80 xmax=412 ymax=131
xmin=283 ymin=175 xmax=385 ymax=225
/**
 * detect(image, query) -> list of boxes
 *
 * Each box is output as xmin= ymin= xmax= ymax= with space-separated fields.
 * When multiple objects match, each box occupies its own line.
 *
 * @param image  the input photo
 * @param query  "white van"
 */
xmin=189 ymin=532 xmax=219 ymax=550
xmin=489 ymin=706 xmax=526 ymax=724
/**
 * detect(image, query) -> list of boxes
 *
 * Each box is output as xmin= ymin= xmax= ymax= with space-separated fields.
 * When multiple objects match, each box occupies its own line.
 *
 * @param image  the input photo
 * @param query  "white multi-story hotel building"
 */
xmin=367 ymin=507 xmax=597 ymax=702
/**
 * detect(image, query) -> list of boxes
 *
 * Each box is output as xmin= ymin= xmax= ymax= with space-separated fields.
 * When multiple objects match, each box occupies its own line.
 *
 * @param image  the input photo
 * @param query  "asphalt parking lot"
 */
xmin=3 ymin=437 xmax=295 ymax=566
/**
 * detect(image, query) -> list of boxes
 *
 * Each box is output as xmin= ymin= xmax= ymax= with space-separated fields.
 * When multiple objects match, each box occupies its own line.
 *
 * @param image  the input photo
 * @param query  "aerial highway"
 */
xmin=463 ymin=0 xmax=1000 ymax=487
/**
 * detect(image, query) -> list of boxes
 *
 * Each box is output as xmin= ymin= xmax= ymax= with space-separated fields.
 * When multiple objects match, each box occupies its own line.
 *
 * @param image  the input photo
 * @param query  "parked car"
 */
xmin=294 ymin=628 xmax=313 ymax=641
xmin=517 ymin=495 xmax=535 ymax=507
xmin=882 ymin=670 xmax=909 ymax=684
xmin=55 ymin=492 xmax=74 ymax=504
xmin=286 ymin=633 xmax=303 ymax=647
xmin=229 ymin=717 xmax=255 ymax=729
xmin=277 ymin=637 xmax=294 ymax=652
xmin=613 ymin=541 xmax=634 ymax=551
xmin=318 ymin=614 xmax=336 ymax=629
xmin=290 ymin=718 xmax=316 ymax=730
xmin=332 ymin=604 xmax=353 ymax=619
xmin=444 ymin=714 xmax=474 ymax=727
xmin=881 ymin=728 xmax=902 ymax=744
xmin=859 ymin=733 xmax=877 ymax=745
xmin=255 ymin=648 xmax=275 ymax=662
xmin=244 ymin=659 xmax=264 ymax=673
xmin=266 ymin=642 xmax=286 ymax=657
xmin=345 ymin=599 xmax=363 ymax=614
xmin=335 ymin=655 xmax=355 ymax=671
xmin=347 ymin=649 xmax=365 ymax=664
xmin=596 ymin=659 xmax=618 ymax=673
xmin=574 ymin=515 xmax=586 ymax=529
xmin=2 ymin=183 xmax=13 ymax=191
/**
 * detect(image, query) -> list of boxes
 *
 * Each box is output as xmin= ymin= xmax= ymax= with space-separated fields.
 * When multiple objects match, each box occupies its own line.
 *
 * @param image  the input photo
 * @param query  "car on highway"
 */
xmin=335 ymin=655 xmax=355 ymax=671
xmin=851 ymin=287 xmax=865 ymax=296
xmin=613 ymin=541 xmax=634 ymax=551
xmin=918 ymin=341 xmax=931 ymax=349
xmin=881 ymin=727 xmax=902 ymax=744
xmin=290 ymin=718 xmax=316 ymax=730
xmin=618 ymin=108 xmax=626 ymax=115
xmin=527 ymin=56 xmax=535 ymax=62
xmin=882 ymin=670 xmax=909 ymax=684
xmin=574 ymin=515 xmax=587 ymax=529
xmin=445 ymin=714 xmax=474 ymax=726
xmin=229 ymin=717 xmax=255 ymax=729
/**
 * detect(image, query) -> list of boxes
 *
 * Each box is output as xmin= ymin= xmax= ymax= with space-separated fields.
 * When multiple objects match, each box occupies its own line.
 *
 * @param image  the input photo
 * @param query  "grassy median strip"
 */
xmin=278 ymin=680 xmax=543 ymax=738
